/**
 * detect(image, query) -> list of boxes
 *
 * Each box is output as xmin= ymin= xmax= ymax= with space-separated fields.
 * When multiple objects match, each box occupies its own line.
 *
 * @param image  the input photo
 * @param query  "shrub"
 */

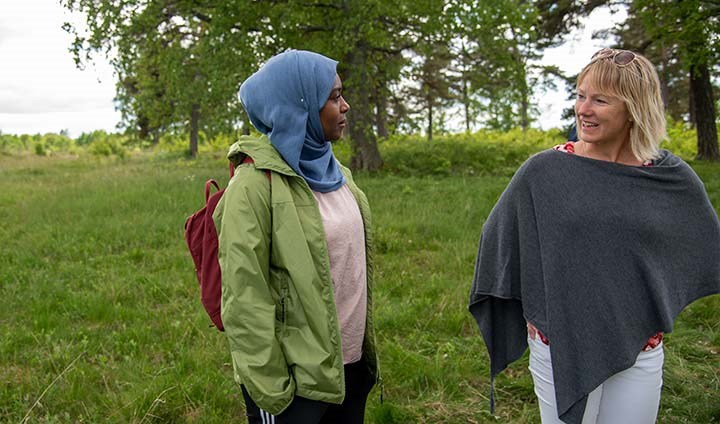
xmin=88 ymin=138 xmax=127 ymax=158
xmin=43 ymin=133 xmax=75 ymax=152
xmin=0 ymin=134 xmax=28 ymax=154
xmin=34 ymin=140 xmax=47 ymax=156
xmin=663 ymin=119 xmax=698 ymax=160
xmin=378 ymin=128 xmax=565 ymax=177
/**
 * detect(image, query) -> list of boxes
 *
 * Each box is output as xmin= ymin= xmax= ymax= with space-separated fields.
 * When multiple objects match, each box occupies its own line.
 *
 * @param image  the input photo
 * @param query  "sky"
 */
xmin=0 ymin=0 xmax=119 ymax=137
xmin=0 ymin=2 xmax=625 ymax=137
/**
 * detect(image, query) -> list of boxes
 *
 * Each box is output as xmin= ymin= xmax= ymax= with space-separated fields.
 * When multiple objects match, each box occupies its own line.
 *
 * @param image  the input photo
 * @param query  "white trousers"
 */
xmin=527 ymin=336 xmax=664 ymax=424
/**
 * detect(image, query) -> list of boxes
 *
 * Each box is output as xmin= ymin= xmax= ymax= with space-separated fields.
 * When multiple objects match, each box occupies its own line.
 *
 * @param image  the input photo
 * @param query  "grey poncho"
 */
xmin=469 ymin=149 xmax=720 ymax=424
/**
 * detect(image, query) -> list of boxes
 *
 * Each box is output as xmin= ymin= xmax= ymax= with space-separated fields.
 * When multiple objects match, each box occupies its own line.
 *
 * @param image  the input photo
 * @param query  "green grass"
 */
xmin=1 ymin=151 xmax=718 ymax=423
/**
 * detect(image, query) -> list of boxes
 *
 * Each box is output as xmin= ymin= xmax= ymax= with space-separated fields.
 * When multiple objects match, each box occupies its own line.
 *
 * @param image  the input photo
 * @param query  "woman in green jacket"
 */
xmin=213 ymin=50 xmax=379 ymax=424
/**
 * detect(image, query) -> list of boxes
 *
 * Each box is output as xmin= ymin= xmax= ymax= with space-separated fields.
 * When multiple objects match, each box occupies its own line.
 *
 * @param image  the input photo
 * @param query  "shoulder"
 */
xmin=655 ymin=150 xmax=703 ymax=183
xmin=224 ymin=163 xmax=271 ymax=205
xmin=655 ymin=149 xmax=692 ymax=170
xmin=227 ymin=135 xmax=293 ymax=175
xmin=515 ymin=148 xmax=565 ymax=178
xmin=227 ymin=134 xmax=270 ymax=158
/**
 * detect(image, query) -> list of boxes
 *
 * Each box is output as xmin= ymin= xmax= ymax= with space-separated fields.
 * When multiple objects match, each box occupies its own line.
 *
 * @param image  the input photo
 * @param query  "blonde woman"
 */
xmin=469 ymin=49 xmax=720 ymax=424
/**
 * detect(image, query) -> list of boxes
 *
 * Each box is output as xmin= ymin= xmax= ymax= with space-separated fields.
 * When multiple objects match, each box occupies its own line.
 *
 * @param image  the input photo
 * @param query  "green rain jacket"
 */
xmin=213 ymin=135 xmax=379 ymax=415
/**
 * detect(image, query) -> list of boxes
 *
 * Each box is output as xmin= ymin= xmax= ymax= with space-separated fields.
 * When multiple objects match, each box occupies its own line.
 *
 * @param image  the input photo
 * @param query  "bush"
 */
xmin=43 ymin=133 xmax=74 ymax=152
xmin=0 ymin=134 xmax=28 ymax=154
xmin=377 ymin=128 xmax=565 ymax=177
xmin=663 ymin=119 xmax=698 ymax=160
xmin=88 ymin=138 xmax=127 ymax=158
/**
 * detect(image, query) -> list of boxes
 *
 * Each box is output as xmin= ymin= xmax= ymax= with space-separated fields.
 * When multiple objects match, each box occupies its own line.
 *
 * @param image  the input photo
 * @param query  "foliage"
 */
xmin=0 ymin=134 xmax=31 ymax=155
xmin=0 ymin=149 xmax=718 ymax=423
xmin=62 ymin=0 xmax=262 ymax=156
xmin=533 ymin=1 xmax=611 ymax=47
xmin=664 ymin=118 xmax=700 ymax=160
xmin=1 ymin=133 xmax=76 ymax=157
xmin=377 ymin=129 xmax=563 ymax=177
xmin=61 ymin=1 xmax=646 ymax=166
xmin=448 ymin=1 xmax=549 ymax=132
xmin=61 ymin=0 xmax=451 ymax=166
xmin=0 ymin=125 xmax=705 ymax=172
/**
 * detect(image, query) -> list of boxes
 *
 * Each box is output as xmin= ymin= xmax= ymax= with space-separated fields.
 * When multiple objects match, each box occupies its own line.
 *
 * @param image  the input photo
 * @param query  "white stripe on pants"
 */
xmin=527 ymin=336 xmax=664 ymax=424
xmin=260 ymin=409 xmax=275 ymax=424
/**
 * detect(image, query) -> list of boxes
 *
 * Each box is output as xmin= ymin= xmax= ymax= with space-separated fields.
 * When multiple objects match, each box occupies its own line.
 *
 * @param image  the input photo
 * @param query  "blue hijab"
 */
xmin=239 ymin=50 xmax=345 ymax=193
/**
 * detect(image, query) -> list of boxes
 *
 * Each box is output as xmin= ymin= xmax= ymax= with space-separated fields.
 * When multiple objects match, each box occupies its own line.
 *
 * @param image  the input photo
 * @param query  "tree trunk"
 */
xmin=520 ymin=96 xmax=529 ymax=131
xmin=189 ymin=103 xmax=200 ymax=157
xmin=427 ymin=97 xmax=433 ymax=142
xmin=688 ymin=76 xmax=696 ymax=129
xmin=374 ymin=89 xmax=388 ymax=139
xmin=519 ymin=77 xmax=529 ymax=131
xmin=342 ymin=47 xmax=383 ymax=171
xmin=241 ymin=110 xmax=251 ymax=136
xmin=659 ymin=46 xmax=670 ymax=110
xmin=463 ymin=77 xmax=471 ymax=133
xmin=690 ymin=63 xmax=719 ymax=161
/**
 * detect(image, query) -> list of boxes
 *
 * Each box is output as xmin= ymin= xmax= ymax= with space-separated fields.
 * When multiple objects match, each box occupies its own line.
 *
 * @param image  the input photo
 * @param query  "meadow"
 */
xmin=1 ymin=129 xmax=718 ymax=423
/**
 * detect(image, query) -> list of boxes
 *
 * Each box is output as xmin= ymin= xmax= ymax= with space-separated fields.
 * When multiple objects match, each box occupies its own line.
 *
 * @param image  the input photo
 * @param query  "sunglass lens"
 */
xmin=615 ymin=51 xmax=635 ymax=65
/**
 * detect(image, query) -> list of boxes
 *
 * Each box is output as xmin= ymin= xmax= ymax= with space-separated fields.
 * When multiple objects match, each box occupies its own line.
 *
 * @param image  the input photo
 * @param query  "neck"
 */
xmin=575 ymin=139 xmax=641 ymax=166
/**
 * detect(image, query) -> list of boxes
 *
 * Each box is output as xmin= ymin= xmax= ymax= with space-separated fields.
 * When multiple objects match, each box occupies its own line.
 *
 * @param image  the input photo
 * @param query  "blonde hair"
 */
xmin=576 ymin=51 xmax=666 ymax=162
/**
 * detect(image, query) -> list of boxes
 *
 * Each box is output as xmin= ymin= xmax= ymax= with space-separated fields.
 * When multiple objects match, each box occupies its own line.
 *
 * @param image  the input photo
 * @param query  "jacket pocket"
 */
xmin=278 ymin=284 xmax=288 ymax=325
xmin=269 ymin=267 xmax=290 ymax=327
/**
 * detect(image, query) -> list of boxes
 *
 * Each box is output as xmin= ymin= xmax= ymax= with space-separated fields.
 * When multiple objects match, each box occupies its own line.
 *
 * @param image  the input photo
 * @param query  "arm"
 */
xmin=215 ymin=167 xmax=295 ymax=415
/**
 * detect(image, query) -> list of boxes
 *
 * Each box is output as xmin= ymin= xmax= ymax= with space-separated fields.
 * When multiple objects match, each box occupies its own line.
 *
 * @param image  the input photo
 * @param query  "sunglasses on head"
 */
xmin=591 ymin=48 xmax=637 ymax=67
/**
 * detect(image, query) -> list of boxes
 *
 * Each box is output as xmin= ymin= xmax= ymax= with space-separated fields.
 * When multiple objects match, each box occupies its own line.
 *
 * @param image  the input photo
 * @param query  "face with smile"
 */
xmin=320 ymin=75 xmax=350 ymax=142
xmin=575 ymin=79 xmax=633 ymax=150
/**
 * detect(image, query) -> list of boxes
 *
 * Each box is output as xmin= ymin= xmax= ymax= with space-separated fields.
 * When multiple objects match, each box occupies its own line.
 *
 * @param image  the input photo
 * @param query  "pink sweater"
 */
xmin=312 ymin=184 xmax=367 ymax=364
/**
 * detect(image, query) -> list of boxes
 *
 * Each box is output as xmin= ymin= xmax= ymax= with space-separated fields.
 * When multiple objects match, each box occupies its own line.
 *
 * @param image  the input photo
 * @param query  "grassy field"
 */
xmin=0 ymin=151 xmax=718 ymax=423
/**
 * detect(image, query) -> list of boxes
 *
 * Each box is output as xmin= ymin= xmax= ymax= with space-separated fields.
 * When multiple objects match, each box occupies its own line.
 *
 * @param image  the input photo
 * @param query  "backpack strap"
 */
xmin=204 ymin=180 xmax=220 ymax=203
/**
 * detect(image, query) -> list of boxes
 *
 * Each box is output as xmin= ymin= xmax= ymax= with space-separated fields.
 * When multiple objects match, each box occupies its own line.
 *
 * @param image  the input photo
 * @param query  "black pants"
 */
xmin=241 ymin=357 xmax=375 ymax=424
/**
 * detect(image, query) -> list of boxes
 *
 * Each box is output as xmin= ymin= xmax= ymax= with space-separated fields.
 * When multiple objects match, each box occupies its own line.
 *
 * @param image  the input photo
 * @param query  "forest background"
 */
xmin=1 ymin=1 xmax=719 ymax=423
xmin=2 ymin=0 xmax=718 ymax=164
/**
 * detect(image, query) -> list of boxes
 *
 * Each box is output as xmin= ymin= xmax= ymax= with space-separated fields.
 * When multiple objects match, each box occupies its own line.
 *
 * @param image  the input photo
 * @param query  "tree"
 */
xmin=63 ymin=0 xmax=262 ymax=156
xmin=449 ymin=0 xmax=549 ymax=131
xmin=254 ymin=0 xmax=447 ymax=169
xmin=64 ymin=0 xmax=452 ymax=169
xmin=534 ymin=0 xmax=613 ymax=47
xmin=403 ymin=40 xmax=456 ymax=141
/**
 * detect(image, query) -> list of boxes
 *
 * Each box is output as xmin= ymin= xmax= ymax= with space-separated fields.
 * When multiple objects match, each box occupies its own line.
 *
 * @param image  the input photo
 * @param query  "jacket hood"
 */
xmin=227 ymin=135 xmax=296 ymax=176
xmin=228 ymin=134 xmax=351 ymax=180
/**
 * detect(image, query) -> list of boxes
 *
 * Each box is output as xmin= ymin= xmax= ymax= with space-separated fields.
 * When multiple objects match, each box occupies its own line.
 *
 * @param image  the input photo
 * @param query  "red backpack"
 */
xmin=184 ymin=157 xmax=267 ymax=331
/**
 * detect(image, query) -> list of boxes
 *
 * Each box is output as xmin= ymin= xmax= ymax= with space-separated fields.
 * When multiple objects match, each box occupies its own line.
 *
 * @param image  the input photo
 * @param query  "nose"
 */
xmin=340 ymin=97 xmax=350 ymax=113
xmin=576 ymin=98 xmax=590 ymax=116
